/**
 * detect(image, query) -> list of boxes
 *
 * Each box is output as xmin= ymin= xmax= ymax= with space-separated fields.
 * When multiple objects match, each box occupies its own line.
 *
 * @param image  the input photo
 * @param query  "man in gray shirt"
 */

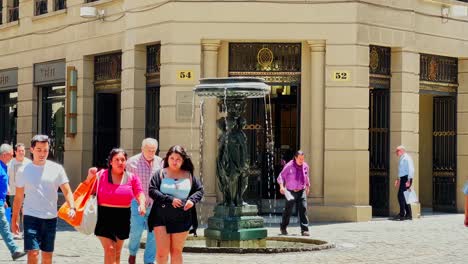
xmin=12 ymin=135 xmax=75 ymax=264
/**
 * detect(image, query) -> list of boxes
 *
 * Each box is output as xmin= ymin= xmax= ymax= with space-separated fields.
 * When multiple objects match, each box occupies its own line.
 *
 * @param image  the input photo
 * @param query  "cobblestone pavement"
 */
xmin=1 ymin=213 xmax=466 ymax=263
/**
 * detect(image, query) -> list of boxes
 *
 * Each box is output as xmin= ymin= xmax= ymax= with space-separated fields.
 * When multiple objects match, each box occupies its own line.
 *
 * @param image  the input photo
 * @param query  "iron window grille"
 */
xmin=8 ymin=0 xmax=19 ymax=23
xmin=55 ymin=0 xmax=66 ymax=11
xmin=35 ymin=0 xmax=47 ymax=16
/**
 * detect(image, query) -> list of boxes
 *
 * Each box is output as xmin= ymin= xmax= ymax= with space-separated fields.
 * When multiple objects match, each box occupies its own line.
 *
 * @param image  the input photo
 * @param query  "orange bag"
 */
xmin=58 ymin=174 xmax=97 ymax=227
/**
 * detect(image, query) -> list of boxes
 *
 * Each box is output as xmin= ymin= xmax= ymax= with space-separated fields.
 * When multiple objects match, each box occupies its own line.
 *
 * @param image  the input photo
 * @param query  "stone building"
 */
xmin=0 ymin=0 xmax=467 ymax=222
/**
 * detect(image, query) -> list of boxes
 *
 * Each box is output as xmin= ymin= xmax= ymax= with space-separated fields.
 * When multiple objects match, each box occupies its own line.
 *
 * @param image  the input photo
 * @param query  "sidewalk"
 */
xmin=1 ymin=213 xmax=466 ymax=263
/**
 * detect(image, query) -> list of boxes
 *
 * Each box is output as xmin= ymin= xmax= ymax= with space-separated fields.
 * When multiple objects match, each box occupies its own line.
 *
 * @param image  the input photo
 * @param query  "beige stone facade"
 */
xmin=1 ymin=0 xmax=468 ymax=222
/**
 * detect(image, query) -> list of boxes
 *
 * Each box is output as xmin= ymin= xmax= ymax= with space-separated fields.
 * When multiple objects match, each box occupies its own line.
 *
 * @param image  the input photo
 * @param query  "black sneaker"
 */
xmin=405 ymin=215 xmax=413 ymax=221
xmin=301 ymin=231 xmax=310 ymax=236
xmin=391 ymin=214 xmax=404 ymax=221
xmin=11 ymin=251 xmax=27 ymax=261
xmin=280 ymin=227 xmax=288 ymax=235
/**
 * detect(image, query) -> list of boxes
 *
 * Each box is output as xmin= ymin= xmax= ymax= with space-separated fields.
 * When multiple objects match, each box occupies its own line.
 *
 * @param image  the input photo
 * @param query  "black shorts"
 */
xmin=149 ymin=203 xmax=192 ymax=234
xmin=95 ymin=206 xmax=131 ymax=241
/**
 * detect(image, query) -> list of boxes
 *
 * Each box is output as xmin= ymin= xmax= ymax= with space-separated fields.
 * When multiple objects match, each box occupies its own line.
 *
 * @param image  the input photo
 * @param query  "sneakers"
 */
xmin=301 ymin=231 xmax=310 ymax=236
xmin=280 ymin=227 xmax=288 ymax=235
xmin=405 ymin=215 xmax=413 ymax=221
xmin=11 ymin=251 xmax=27 ymax=261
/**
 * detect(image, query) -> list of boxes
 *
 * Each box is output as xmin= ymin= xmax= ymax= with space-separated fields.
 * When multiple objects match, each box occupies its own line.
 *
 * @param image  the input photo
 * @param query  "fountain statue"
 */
xmin=194 ymin=77 xmax=269 ymax=248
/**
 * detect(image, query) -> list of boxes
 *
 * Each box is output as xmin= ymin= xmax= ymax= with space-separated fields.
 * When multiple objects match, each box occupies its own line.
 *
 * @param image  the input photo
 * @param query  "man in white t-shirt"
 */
xmin=11 ymin=135 xmax=75 ymax=264
xmin=7 ymin=143 xmax=31 ymax=239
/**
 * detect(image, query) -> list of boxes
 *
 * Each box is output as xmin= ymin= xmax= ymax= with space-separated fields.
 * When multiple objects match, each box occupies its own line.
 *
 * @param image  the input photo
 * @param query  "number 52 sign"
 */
xmin=332 ymin=71 xmax=351 ymax=81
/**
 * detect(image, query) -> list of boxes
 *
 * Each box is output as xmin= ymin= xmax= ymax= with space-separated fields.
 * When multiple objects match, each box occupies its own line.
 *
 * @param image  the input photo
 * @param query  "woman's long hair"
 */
xmin=163 ymin=145 xmax=194 ymax=175
xmin=107 ymin=148 xmax=128 ymax=171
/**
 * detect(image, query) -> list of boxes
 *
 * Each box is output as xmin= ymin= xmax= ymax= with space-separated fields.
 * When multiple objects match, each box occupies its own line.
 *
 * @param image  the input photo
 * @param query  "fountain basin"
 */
xmin=183 ymin=236 xmax=335 ymax=254
xmin=194 ymin=77 xmax=270 ymax=98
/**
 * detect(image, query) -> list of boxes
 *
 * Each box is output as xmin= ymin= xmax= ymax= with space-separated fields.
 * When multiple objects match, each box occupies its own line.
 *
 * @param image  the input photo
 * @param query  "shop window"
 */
xmin=0 ymin=91 xmax=17 ymax=145
xmin=41 ymin=85 xmax=65 ymax=164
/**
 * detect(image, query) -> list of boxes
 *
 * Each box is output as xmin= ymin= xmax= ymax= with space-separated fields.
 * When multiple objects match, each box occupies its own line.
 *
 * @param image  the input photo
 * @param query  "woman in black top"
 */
xmin=148 ymin=145 xmax=203 ymax=264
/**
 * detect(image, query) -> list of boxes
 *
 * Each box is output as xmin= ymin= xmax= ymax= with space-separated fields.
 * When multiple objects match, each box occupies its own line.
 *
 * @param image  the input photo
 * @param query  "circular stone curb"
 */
xmin=182 ymin=236 xmax=335 ymax=254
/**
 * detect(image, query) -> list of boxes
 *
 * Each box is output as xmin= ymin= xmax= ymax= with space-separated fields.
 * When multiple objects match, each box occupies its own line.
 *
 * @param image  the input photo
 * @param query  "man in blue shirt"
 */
xmin=0 ymin=143 xmax=26 ymax=260
xmin=393 ymin=145 xmax=414 ymax=221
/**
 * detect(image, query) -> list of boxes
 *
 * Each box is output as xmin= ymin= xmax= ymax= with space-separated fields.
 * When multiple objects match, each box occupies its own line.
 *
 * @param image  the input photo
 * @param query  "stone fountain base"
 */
xmin=204 ymin=204 xmax=268 ymax=248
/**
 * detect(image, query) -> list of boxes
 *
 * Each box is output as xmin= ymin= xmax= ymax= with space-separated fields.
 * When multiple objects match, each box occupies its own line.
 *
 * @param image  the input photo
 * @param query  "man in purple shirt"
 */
xmin=277 ymin=150 xmax=310 ymax=236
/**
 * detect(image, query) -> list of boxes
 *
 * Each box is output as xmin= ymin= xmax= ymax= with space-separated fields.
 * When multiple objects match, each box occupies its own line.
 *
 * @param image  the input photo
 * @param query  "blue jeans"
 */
xmin=0 ymin=206 xmax=19 ymax=254
xmin=128 ymin=200 xmax=156 ymax=263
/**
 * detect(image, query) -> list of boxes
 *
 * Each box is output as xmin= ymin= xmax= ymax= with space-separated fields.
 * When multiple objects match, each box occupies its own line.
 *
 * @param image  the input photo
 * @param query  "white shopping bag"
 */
xmin=463 ymin=181 xmax=468 ymax=195
xmin=284 ymin=189 xmax=295 ymax=201
xmin=404 ymin=188 xmax=418 ymax=204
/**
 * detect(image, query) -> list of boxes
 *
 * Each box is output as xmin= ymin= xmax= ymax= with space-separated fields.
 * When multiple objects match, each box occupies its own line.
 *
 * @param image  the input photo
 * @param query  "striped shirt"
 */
xmin=126 ymin=153 xmax=162 ymax=207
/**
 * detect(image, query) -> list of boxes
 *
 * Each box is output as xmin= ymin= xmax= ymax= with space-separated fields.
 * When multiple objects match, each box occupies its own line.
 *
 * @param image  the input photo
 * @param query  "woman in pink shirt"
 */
xmin=87 ymin=148 xmax=145 ymax=264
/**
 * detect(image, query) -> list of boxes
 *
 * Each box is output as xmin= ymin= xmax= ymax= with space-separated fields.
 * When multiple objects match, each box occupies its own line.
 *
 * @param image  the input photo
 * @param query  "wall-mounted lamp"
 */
xmin=66 ymin=66 xmax=78 ymax=137
xmin=80 ymin=6 xmax=105 ymax=20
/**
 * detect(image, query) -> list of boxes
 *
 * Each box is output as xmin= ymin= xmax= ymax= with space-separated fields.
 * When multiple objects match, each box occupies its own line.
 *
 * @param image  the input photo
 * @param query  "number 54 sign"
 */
xmin=177 ymin=70 xmax=194 ymax=80
xmin=332 ymin=71 xmax=351 ymax=81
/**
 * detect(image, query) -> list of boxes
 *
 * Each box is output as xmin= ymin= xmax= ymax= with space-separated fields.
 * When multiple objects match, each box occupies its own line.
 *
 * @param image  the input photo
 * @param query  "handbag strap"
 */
xmin=93 ymin=169 xmax=104 ymax=198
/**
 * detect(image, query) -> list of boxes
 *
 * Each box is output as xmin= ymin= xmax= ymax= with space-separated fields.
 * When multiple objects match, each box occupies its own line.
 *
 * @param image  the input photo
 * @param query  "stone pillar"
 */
xmin=2 ymin=0 xmax=6 ymax=24
xmin=457 ymin=59 xmax=468 ymax=213
xmin=312 ymin=43 xmax=371 ymax=222
xmin=390 ymin=48 xmax=420 ymax=217
xmin=201 ymin=40 xmax=220 ymax=206
xmin=16 ymin=66 xmax=37 ymax=148
xmin=47 ymin=0 xmax=52 ymax=13
xmin=120 ymin=46 xmax=146 ymax=156
xmin=307 ymin=40 xmax=325 ymax=198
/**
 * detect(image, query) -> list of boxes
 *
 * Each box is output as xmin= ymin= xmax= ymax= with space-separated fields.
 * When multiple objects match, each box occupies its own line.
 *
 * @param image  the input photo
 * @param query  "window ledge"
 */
xmin=32 ymin=9 xmax=67 ymax=21
xmin=84 ymin=0 xmax=115 ymax=7
xmin=0 ymin=20 xmax=19 ymax=30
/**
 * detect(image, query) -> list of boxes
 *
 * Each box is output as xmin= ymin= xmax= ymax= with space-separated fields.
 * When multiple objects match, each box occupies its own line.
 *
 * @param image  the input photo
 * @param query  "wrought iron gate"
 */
xmin=369 ymin=45 xmax=391 ymax=216
xmin=433 ymin=96 xmax=457 ymax=212
xmin=228 ymin=43 xmax=301 ymax=214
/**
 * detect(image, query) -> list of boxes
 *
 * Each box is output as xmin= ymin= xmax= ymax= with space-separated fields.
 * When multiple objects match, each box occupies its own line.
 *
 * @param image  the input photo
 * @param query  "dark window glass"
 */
xmin=0 ymin=91 xmax=17 ymax=146
xmin=41 ymin=86 xmax=65 ymax=164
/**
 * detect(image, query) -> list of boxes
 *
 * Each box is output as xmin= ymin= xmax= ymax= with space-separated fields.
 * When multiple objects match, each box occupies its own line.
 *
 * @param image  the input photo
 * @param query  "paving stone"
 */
xmin=0 ymin=213 xmax=466 ymax=263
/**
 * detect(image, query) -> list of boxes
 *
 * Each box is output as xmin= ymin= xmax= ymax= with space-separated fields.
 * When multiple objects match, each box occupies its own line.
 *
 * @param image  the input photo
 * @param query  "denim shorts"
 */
xmin=24 ymin=215 xmax=57 ymax=252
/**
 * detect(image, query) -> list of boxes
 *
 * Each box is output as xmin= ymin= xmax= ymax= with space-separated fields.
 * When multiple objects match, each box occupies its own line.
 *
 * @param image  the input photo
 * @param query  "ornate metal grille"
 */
xmin=54 ymin=0 xmax=66 ymax=11
xmin=369 ymin=45 xmax=391 ymax=76
xmin=369 ymin=45 xmax=391 ymax=216
xmin=8 ymin=0 xmax=19 ymax=23
xmin=433 ymin=96 xmax=457 ymax=212
xmin=145 ymin=44 xmax=161 ymax=141
xmin=229 ymin=43 xmax=301 ymax=80
xmin=147 ymin=44 xmax=161 ymax=74
xmin=94 ymin=53 xmax=122 ymax=83
xmin=35 ymin=0 xmax=47 ymax=16
xmin=420 ymin=54 xmax=458 ymax=84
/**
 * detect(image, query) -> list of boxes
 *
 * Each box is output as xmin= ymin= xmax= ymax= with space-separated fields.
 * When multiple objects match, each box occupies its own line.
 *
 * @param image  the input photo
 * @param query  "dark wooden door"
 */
xmin=93 ymin=93 xmax=120 ymax=168
xmin=433 ymin=96 xmax=457 ymax=212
